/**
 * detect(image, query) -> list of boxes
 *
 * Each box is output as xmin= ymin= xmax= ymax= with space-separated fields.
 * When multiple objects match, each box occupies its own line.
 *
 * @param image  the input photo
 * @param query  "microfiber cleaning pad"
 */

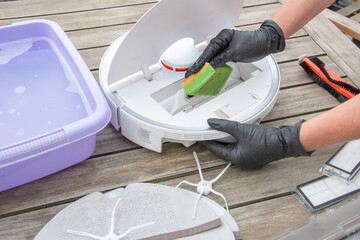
xmin=182 ymin=63 xmax=233 ymax=96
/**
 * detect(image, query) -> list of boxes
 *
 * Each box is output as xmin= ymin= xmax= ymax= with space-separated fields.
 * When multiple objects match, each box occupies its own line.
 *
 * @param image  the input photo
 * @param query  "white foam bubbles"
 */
xmin=14 ymin=86 xmax=26 ymax=94
xmin=8 ymin=109 xmax=16 ymax=114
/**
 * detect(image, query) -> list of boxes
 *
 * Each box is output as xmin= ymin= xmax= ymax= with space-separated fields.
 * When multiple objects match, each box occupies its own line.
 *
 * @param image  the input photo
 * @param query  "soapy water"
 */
xmin=16 ymin=128 xmax=25 ymax=136
xmin=8 ymin=109 xmax=16 ymax=114
xmin=0 ymin=37 xmax=92 ymax=147
xmin=0 ymin=40 xmax=32 ymax=65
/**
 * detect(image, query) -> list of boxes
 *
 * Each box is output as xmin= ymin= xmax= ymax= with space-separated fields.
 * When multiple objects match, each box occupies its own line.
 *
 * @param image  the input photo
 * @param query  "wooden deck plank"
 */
xmin=90 ymin=54 xmax=345 ymax=157
xmin=79 ymin=35 xmax=323 ymax=71
xmin=90 ymin=55 xmax=345 ymax=157
xmin=91 ymin=55 xmax=343 ymax=88
xmin=274 ymin=0 xmax=360 ymax=86
xmin=0 ymin=0 xmax=157 ymax=20
xmin=238 ymin=24 xmax=308 ymax=38
xmin=1 ymin=1 xmax=357 ymax=240
xmin=156 ymin=144 xmax=340 ymax=209
xmin=93 ymin=124 xmax=138 ymax=156
xmin=0 ymin=143 xmax=338 ymax=240
xmin=232 ymin=195 xmax=312 ymax=240
xmin=0 ymin=0 xmax=274 ymax=20
xmin=274 ymin=36 xmax=325 ymax=63
xmin=350 ymin=12 xmax=360 ymax=22
xmin=0 ymin=144 xmax=221 ymax=216
xmin=0 ymin=204 xmax=66 ymax=240
xmin=92 ymin=56 xmax=344 ymax=87
xmin=71 ymin=30 xmax=320 ymax=72
xmin=263 ymin=84 xmax=340 ymax=122
xmin=1 ymin=4 xmax=320 ymax=74
xmin=0 ymin=106 xmax=338 ymax=216
xmin=336 ymin=2 xmax=360 ymax=17
xmin=79 ymin=46 xmax=107 ymax=71
xmin=303 ymin=11 xmax=360 ymax=87
xmin=278 ymin=56 xmax=345 ymax=88
xmin=0 ymin=6 xmax=341 ymax=218
xmin=264 ymin=111 xmax=322 ymax=126
xmin=237 ymin=3 xmax=280 ymax=26
xmin=0 ymin=139 xmax=339 ymax=238
xmin=244 ymin=0 xmax=278 ymax=7
xmin=0 ymin=3 xmax=154 ymax=31
xmin=64 ymin=57 xmax=347 ymax=158
xmin=86 ymin=40 xmax=338 ymax=157
xmin=322 ymin=8 xmax=360 ymax=41
xmin=0 ymin=2 xmax=278 ymax=32
xmin=0 ymin=195 xmax=310 ymax=240
xmin=91 ymin=75 xmax=338 ymax=158
xmin=68 ymin=20 xmax=309 ymax=51
xmin=0 ymin=4 xmax=283 ymax=51
xmin=67 ymin=25 xmax=131 ymax=50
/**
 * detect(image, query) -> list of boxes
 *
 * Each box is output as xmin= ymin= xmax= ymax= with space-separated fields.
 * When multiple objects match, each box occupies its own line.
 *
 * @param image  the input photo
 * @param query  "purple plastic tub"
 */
xmin=0 ymin=20 xmax=111 ymax=191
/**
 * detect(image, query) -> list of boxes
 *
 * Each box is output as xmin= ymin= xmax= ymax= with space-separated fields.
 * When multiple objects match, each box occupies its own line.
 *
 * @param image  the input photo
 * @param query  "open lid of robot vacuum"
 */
xmin=100 ymin=0 xmax=280 ymax=132
xmin=107 ymin=0 xmax=244 ymax=85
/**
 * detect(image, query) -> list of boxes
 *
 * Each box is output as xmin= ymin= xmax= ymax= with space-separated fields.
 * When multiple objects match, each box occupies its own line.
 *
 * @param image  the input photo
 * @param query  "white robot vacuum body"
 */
xmin=99 ymin=0 xmax=280 ymax=152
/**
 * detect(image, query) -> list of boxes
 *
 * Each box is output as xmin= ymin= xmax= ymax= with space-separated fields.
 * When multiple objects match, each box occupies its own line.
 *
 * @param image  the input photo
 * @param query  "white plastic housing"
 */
xmin=160 ymin=38 xmax=200 ymax=73
xmin=99 ymin=0 xmax=281 ymax=152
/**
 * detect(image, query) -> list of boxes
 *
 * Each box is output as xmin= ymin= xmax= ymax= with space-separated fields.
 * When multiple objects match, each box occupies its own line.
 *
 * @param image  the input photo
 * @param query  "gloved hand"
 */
xmin=185 ymin=19 xmax=285 ymax=78
xmin=200 ymin=118 xmax=312 ymax=169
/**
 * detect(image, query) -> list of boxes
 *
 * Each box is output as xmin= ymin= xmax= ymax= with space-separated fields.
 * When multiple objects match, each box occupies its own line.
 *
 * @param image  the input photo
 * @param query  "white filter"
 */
xmin=320 ymin=139 xmax=360 ymax=182
xmin=295 ymin=172 xmax=360 ymax=212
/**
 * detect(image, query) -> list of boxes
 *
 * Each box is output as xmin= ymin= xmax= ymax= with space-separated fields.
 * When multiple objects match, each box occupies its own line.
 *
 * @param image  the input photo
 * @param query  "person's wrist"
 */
xmin=283 ymin=120 xmax=313 ymax=158
xmin=260 ymin=19 xmax=286 ymax=54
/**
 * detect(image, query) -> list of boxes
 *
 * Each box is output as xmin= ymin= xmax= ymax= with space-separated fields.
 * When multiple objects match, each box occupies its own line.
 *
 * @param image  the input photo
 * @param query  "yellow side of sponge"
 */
xmin=182 ymin=62 xmax=233 ymax=96
xmin=182 ymin=63 xmax=215 ymax=91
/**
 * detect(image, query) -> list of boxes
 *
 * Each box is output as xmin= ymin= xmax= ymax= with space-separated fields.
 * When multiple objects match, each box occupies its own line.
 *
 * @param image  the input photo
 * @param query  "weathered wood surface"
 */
xmin=0 ymin=0 xmax=157 ymax=20
xmin=351 ymin=12 xmax=360 ymax=22
xmin=303 ymin=10 xmax=360 ymax=87
xmin=0 ymin=0 xmax=358 ymax=239
xmin=0 ymin=143 xmax=339 ymax=239
xmin=0 ymin=195 xmax=313 ymax=240
xmin=322 ymin=8 xmax=360 ymax=41
xmin=336 ymin=2 xmax=360 ymax=17
xmin=0 ymin=0 xmax=276 ymax=20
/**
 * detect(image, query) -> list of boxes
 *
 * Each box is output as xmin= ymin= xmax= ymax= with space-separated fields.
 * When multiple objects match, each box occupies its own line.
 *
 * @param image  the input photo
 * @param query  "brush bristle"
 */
xmin=300 ymin=59 xmax=349 ymax=103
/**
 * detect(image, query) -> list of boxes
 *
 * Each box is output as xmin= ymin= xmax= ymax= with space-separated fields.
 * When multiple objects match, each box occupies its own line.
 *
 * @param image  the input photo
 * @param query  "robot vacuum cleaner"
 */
xmin=99 ymin=0 xmax=280 ymax=152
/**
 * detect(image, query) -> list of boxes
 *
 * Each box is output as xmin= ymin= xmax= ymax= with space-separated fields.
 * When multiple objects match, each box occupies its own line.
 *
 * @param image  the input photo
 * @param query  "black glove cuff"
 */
xmin=285 ymin=120 xmax=314 ymax=157
xmin=261 ymin=19 xmax=286 ymax=53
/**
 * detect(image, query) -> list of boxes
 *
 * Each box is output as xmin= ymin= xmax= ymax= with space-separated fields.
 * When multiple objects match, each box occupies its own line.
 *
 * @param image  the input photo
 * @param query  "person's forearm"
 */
xmin=272 ymin=0 xmax=334 ymax=38
xmin=299 ymin=95 xmax=360 ymax=152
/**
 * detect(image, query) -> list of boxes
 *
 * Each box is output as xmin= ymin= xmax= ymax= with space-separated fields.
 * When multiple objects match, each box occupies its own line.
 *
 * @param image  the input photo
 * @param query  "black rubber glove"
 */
xmin=200 ymin=118 xmax=312 ymax=169
xmin=185 ymin=19 xmax=285 ymax=78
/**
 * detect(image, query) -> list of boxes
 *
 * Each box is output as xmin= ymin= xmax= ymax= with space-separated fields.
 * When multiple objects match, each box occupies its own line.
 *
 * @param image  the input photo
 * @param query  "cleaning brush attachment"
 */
xmin=176 ymin=152 xmax=231 ymax=219
xmin=299 ymin=55 xmax=360 ymax=102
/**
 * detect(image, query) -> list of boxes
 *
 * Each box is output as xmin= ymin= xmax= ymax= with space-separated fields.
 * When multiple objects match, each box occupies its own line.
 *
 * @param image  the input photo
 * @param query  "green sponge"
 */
xmin=182 ymin=62 xmax=233 ymax=96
